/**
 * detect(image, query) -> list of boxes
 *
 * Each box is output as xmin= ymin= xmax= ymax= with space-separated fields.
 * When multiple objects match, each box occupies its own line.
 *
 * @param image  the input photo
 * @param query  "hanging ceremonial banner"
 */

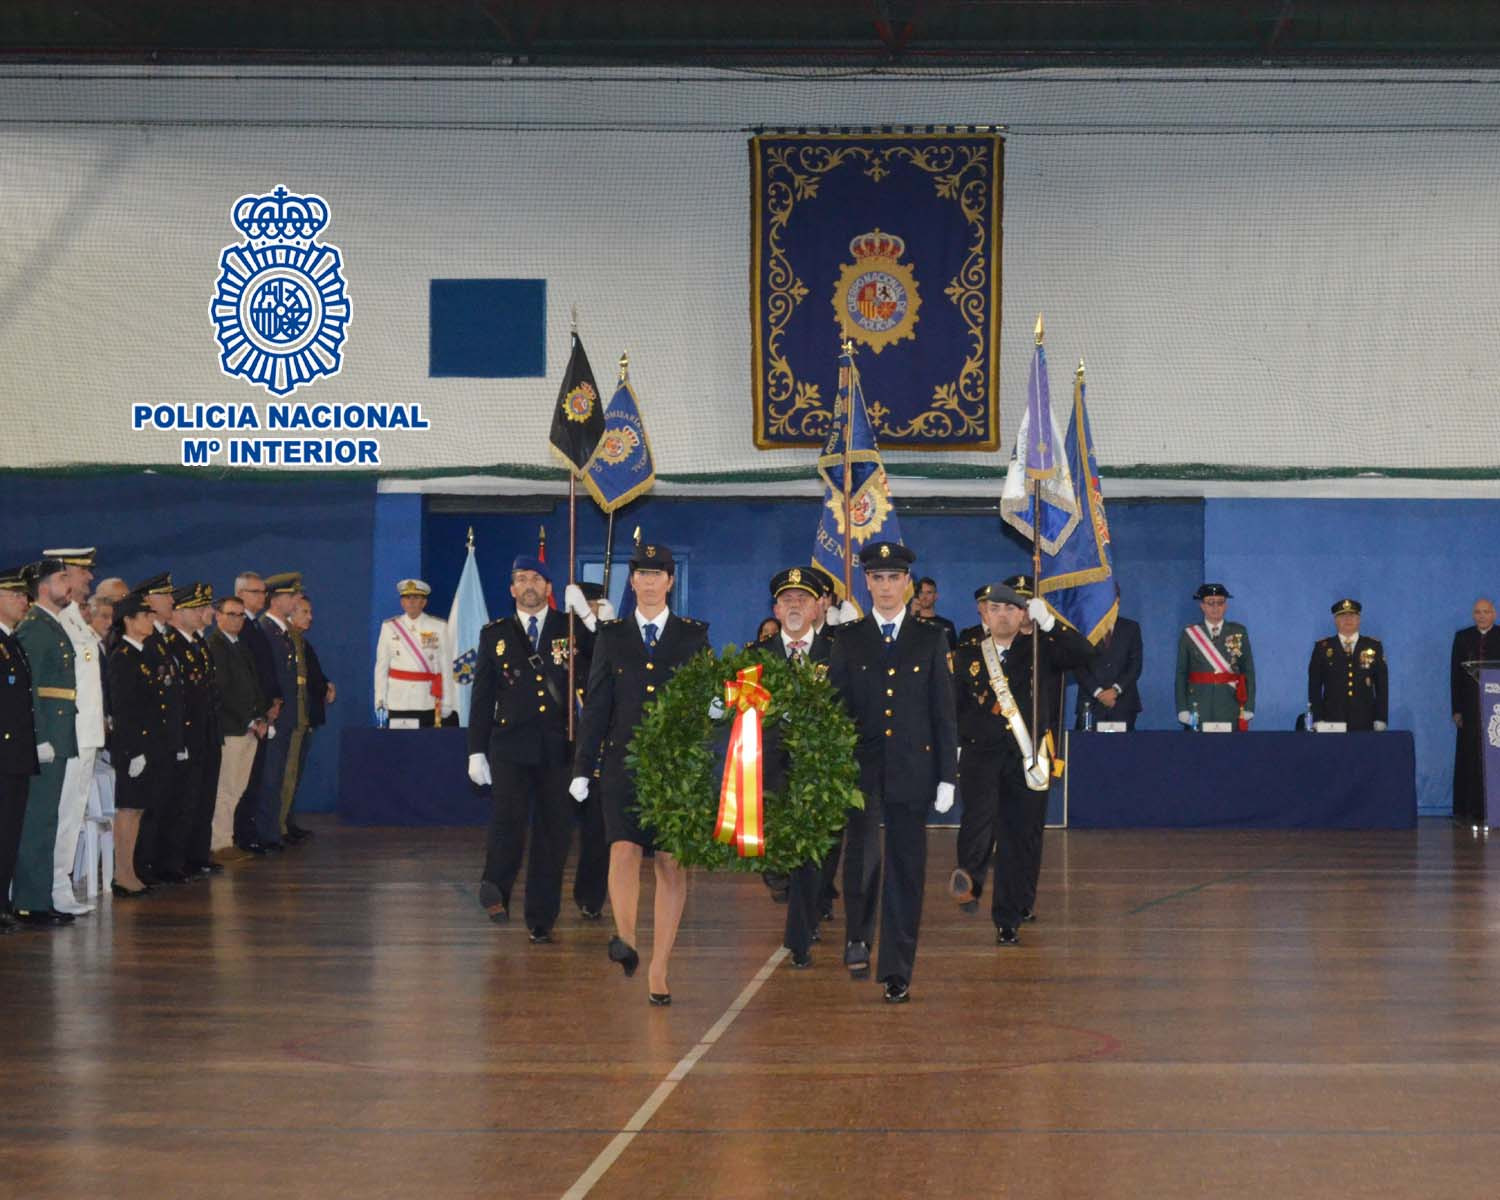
xmin=751 ymin=131 xmax=1003 ymax=450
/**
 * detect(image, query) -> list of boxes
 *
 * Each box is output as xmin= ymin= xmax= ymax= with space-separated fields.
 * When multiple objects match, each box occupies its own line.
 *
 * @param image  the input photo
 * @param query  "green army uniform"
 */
xmin=1174 ymin=621 xmax=1256 ymax=728
xmin=13 ymin=604 xmax=78 ymax=912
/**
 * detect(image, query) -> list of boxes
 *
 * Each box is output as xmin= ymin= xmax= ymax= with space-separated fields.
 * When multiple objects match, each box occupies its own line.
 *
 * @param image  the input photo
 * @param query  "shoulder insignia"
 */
xmin=596 ymin=617 xmax=625 ymax=628
xmin=679 ymin=617 xmax=708 ymax=628
xmin=482 ymin=618 xmax=505 ymax=630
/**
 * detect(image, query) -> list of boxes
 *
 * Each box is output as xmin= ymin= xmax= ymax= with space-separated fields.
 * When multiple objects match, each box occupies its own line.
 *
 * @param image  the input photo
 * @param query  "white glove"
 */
xmin=1177 ymin=711 xmax=1192 ymax=725
xmin=1242 ymin=712 xmax=1254 ymax=723
xmin=563 ymin=585 xmax=598 ymax=632
xmin=708 ymin=697 xmax=726 ymax=720
xmin=595 ymin=598 xmax=616 ymax=622
xmin=375 ymin=705 xmax=387 ymax=727
xmin=1373 ymin=720 xmax=1387 ymax=732
xmin=934 ymin=782 xmax=955 ymax=814
xmin=467 ymin=753 xmax=492 ymax=786
xmin=36 ymin=741 xmax=55 ymax=765
xmin=1026 ymin=598 xmax=1056 ymax=632
xmin=176 ymin=748 xmax=189 ymax=761
xmin=825 ymin=600 xmax=859 ymax=626
xmin=569 ymin=776 xmax=590 ymax=802
xmin=128 ymin=754 xmax=146 ymax=778
xmin=266 ymin=725 xmax=277 ymax=741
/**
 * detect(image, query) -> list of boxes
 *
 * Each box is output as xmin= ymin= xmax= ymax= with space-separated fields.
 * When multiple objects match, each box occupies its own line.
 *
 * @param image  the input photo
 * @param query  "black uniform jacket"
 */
xmin=827 ymin=614 xmax=958 ymax=811
xmin=168 ymin=626 xmax=218 ymax=756
xmin=958 ymin=625 xmax=1097 ymax=755
xmin=752 ymin=628 xmax=834 ymax=797
xmin=108 ymin=638 xmax=168 ymax=765
xmin=469 ymin=608 xmax=593 ymax=767
xmin=0 ymin=628 xmax=39 ymax=776
xmin=145 ymin=626 xmax=186 ymax=756
xmin=1073 ymin=617 xmax=1143 ymax=721
xmin=572 ymin=613 xmax=709 ymax=787
xmin=1309 ymin=634 xmax=1388 ymax=728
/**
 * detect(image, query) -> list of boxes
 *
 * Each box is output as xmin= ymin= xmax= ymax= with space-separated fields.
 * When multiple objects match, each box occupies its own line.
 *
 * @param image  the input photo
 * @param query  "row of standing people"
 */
xmin=0 ymin=554 xmax=331 ymax=932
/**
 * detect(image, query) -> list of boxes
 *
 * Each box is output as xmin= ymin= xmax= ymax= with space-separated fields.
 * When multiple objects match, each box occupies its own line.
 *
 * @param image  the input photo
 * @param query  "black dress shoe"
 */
xmin=237 ymin=842 xmax=268 ymax=856
xmin=16 ymin=908 xmax=75 ymax=926
xmin=478 ymin=881 xmax=509 ymax=924
xmin=137 ymin=867 xmax=162 ymax=884
xmin=959 ymin=899 xmax=979 ymax=915
xmin=110 ymin=881 xmax=149 ymax=899
xmin=883 ymin=977 xmax=910 ymax=1004
xmin=528 ymin=927 xmax=553 ymax=944
xmin=0 ymin=910 xmax=18 ymax=933
xmin=203 ymin=860 xmax=225 ymax=874
xmin=608 ymin=936 xmax=640 ymax=977
xmin=819 ymin=901 xmax=835 ymax=922
xmin=810 ymin=928 xmax=821 ymax=943
xmin=1019 ymin=907 xmax=1036 ymax=923
xmin=577 ymin=905 xmax=602 ymax=920
xmin=286 ymin=823 xmax=314 ymax=841
xmin=184 ymin=861 xmax=214 ymax=876
xmin=648 ymin=992 xmax=672 ymax=1007
xmin=789 ymin=949 xmax=812 ymax=969
xmin=263 ymin=841 xmax=286 ymax=852
xmin=155 ymin=869 xmax=191 ymax=885
xmin=996 ymin=926 xmax=1019 ymax=945
xmin=843 ymin=940 xmax=870 ymax=978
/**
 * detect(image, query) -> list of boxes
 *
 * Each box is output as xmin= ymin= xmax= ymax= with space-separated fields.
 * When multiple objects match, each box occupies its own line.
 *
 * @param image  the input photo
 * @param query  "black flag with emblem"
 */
xmin=548 ymin=331 xmax=606 ymax=475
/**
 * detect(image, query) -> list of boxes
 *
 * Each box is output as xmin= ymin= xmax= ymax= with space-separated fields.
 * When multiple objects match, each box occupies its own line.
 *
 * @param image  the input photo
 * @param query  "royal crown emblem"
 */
xmin=832 ymin=229 xmax=921 ymax=354
xmin=596 ymin=424 xmax=640 ymax=464
xmin=210 ymin=186 xmax=351 ymax=396
xmin=563 ymin=382 xmax=598 ymax=423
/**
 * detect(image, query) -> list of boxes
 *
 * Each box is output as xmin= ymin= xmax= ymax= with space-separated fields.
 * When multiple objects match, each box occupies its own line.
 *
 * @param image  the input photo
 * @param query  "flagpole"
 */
xmin=566 ymin=308 xmax=580 ymax=742
xmin=1030 ymin=314 xmax=1044 ymax=773
xmin=841 ymin=336 xmax=855 ymax=602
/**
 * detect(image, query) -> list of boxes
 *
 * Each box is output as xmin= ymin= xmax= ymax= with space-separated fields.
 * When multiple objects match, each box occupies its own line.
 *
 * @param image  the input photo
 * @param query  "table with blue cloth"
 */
xmin=1063 ymin=730 xmax=1417 ymax=829
xmin=338 ymin=728 xmax=489 ymax=825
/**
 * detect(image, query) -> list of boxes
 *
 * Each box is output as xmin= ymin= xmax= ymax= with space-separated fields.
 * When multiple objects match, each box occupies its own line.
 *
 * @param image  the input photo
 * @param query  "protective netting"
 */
xmin=2 ymin=65 xmax=1499 ymax=483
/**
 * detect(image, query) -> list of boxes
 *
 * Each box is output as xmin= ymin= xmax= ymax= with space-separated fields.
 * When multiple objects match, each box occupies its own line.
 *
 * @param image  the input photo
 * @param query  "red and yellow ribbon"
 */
xmin=714 ymin=664 xmax=772 ymax=857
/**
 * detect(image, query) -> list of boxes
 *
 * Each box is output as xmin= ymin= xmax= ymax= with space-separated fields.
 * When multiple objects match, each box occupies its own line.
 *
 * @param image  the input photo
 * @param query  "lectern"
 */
xmin=1462 ymin=660 xmax=1500 ymax=829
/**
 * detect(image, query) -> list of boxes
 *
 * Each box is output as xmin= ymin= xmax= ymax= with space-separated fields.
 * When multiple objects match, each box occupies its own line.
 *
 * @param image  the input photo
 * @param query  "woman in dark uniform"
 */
xmin=106 ymin=595 xmax=164 ymax=896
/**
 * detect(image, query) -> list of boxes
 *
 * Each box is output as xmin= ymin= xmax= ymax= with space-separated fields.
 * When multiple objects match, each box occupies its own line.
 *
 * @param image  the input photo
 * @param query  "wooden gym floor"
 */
xmin=4 ymin=820 xmax=1499 ymax=1199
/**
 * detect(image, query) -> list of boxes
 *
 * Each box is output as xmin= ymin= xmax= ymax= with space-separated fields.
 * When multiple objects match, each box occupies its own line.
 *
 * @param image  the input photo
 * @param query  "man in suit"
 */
xmin=469 ymin=554 xmax=591 ymax=943
xmin=42 ymin=547 xmax=105 ymax=914
xmin=571 ymin=543 xmax=709 ymax=1004
xmin=232 ymin=571 xmax=282 ymax=853
xmin=1308 ymin=598 xmax=1388 ymax=733
xmin=950 ymin=582 xmax=1096 ymax=942
xmin=753 ymin=566 xmax=836 ymax=967
xmin=827 ymin=541 xmax=958 ymax=1004
xmin=251 ymin=572 xmax=303 ymax=850
xmin=1175 ymin=583 xmax=1256 ymax=730
xmin=1451 ymin=597 xmax=1498 ymax=826
xmin=13 ymin=558 xmax=80 ymax=926
xmin=1074 ymin=610 xmax=1144 ymax=730
xmin=0 ymin=565 xmax=40 ymax=933
xmin=206 ymin=594 xmax=270 ymax=856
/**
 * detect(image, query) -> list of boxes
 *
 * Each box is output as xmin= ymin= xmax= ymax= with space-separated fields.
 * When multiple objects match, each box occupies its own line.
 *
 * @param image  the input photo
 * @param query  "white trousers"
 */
xmin=56 ymin=746 xmax=99 ymax=902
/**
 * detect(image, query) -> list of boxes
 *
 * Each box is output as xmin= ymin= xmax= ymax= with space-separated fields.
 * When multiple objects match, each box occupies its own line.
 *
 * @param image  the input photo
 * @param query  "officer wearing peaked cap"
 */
xmin=170 ymin=583 xmax=223 ymax=873
xmin=826 ymin=540 xmax=957 ymax=1003
xmin=374 ymin=578 xmax=455 ymax=728
xmin=0 ymin=565 xmax=40 ymax=932
xmin=1309 ymin=598 xmax=1388 ymax=732
xmin=571 ymin=541 xmax=709 ymax=1003
xmin=251 ymin=572 xmax=302 ymax=848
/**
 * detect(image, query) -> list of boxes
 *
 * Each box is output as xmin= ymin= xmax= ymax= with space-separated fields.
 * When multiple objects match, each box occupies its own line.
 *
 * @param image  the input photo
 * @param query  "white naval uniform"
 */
xmin=56 ymin=602 xmax=106 ymax=908
xmin=374 ymin=612 xmax=455 ymax=719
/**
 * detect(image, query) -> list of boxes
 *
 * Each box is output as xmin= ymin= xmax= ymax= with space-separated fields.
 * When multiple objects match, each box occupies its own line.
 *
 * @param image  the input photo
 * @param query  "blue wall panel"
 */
xmin=0 ymin=475 xmax=378 ymax=815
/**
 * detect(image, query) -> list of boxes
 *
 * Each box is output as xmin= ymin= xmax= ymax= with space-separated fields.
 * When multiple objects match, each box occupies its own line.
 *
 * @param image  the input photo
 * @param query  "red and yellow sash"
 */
xmin=714 ymin=664 xmax=771 ymax=857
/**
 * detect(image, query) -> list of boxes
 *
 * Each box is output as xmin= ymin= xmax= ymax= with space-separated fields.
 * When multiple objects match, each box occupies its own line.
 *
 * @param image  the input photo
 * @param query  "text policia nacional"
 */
xmin=133 ymin=403 xmax=430 ymax=467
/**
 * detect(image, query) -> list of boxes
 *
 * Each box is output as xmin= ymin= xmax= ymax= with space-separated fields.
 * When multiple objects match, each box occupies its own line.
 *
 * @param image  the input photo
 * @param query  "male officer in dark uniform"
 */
xmin=1308 ymin=598 xmax=1388 ymax=732
xmin=13 ymin=559 xmax=79 ymax=926
xmin=252 ymin=572 xmax=302 ymax=850
xmin=571 ymin=543 xmax=709 ymax=1003
xmin=1451 ymin=598 xmax=1499 ymax=825
xmin=171 ymin=583 xmax=223 ymax=875
xmin=949 ymin=582 xmax=1096 ymax=943
xmin=468 ymin=553 xmax=591 ymax=943
xmin=0 ymin=566 xmax=40 ymax=933
xmin=754 ymin=566 xmax=835 ymax=967
xmin=827 ymin=541 xmax=958 ymax=1004
xmin=135 ymin=573 xmax=191 ymax=884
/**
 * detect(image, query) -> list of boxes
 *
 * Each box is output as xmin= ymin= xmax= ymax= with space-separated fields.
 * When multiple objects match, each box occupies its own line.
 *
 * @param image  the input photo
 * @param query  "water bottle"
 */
xmin=1189 ymin=700 xmax=1200 ymax=732
xmin=1083 ymin=702 xmax=1094 ymax=732
xmin=1305 ymin=701 xmax=1316 ymax=732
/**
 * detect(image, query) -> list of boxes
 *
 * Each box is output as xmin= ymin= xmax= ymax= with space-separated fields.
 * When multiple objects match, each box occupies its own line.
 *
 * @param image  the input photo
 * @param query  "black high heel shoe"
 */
xmin=648 ymin=992 xmax=671 ymax=1007
xmin=110 ymin=881 xmax=148 ymax=899
xmin=607 ymin=936 xmax=639 ymax=977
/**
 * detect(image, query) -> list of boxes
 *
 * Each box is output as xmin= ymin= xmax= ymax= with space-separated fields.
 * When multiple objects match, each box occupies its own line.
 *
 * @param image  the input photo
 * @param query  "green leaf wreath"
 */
xmin=628 ymin=643 xmax=863 ymax=873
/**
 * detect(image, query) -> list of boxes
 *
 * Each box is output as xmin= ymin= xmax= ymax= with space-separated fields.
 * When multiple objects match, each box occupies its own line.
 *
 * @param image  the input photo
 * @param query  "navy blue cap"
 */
xmin=510 ymin=554 xmax=551 ymax=584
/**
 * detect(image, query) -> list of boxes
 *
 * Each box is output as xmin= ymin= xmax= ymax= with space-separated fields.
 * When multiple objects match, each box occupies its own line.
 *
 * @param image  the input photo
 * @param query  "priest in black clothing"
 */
xmin=1451 ymin=597 xmax=1499 ymax=826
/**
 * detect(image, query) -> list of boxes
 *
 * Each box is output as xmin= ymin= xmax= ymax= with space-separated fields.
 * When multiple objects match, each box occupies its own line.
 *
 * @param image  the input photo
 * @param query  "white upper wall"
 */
xmin=1 ymin=65 xmax=1497 ymax=483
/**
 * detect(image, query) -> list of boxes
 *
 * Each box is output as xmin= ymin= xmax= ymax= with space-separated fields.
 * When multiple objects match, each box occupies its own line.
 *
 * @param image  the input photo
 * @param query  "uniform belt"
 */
xmin=36 ymin=686 xmax=76 ymax=700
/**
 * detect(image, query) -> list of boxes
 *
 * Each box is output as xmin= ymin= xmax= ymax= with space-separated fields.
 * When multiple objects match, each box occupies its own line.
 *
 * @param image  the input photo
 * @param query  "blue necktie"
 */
xmin=881 ymin=622 xmax=896 ymax=643
xmin=527 ymin=614 xmax=539 ymax=653
xmin=643 ymin=622 xmax=658 ymax=656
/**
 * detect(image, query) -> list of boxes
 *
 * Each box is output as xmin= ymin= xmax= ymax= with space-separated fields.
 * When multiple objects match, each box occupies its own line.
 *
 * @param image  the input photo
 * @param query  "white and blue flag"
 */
xmin=448 ymin=541 xmax=490 ymax=727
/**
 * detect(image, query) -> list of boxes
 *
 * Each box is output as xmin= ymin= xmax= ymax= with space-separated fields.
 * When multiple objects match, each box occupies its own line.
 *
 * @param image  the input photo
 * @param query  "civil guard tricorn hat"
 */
xmin=1194 ymin=583 xmax=1232 ymax=600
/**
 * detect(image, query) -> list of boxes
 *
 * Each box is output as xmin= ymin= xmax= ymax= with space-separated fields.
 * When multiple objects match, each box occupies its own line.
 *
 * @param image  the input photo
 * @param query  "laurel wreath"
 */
xmin=627 ymin=644 xmax=863 ymax=874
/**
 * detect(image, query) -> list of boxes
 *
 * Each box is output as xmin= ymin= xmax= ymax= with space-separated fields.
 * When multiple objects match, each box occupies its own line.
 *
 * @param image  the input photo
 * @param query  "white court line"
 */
xmin=560 ymin=947 xmax=789 ymax=1200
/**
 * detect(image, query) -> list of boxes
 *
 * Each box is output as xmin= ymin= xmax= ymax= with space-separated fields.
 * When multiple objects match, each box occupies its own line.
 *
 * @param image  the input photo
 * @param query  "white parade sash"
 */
xmin=1184 ymin=624 xmax=1234 ymax=674
xmin=980 ymin=639 xmax=1051 ymax=791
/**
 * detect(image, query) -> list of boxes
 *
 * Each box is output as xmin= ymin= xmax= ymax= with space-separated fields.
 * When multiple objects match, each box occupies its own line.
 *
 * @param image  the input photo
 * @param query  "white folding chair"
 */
xmin=73 ymin=757 xmax=116 ymax=897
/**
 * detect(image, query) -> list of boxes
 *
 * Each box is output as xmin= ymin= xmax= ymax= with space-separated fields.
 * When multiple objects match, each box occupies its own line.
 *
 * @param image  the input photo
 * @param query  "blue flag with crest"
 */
xmin=447 ymin=540 xmax=490 ymax=726
xmin=585 ymin=362 xmax=657 ymax=513
xmin=812 ymin=347 xmax=904 ymax=616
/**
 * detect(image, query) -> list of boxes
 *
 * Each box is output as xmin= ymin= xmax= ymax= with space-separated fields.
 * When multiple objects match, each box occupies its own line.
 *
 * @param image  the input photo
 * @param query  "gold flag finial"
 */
xmin=1034 ymin=313 xmax=1045 ymax=346
xmin=570 ymin=305 xmax=578 ymax=334
xmin=1076 ymin=356 xmax=1085 ymax=378
xmin=618 ymin=350 xmax=629 ymax=383
xmin=466 ymin=525 xmax=475 ymax=550
xmin=538 ymin=524 xmax=546 ymax=544
xmin=841 ymin=337 xmax=855 ymax=357
xmin=632 ymin=525 xmax=642 ymax=546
